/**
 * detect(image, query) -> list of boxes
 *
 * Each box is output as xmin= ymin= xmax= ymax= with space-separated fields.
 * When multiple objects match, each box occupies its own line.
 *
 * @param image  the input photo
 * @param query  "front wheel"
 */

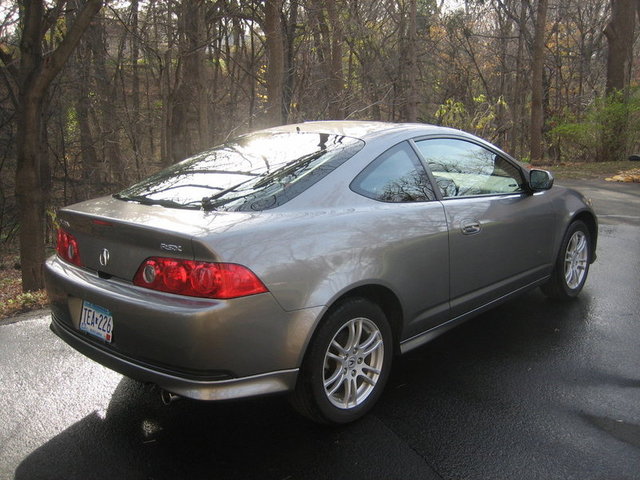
xmin=291 ymin=297 xmax=393 ymax=424
xmin=541 ymin=220 xmax=591 ymax=299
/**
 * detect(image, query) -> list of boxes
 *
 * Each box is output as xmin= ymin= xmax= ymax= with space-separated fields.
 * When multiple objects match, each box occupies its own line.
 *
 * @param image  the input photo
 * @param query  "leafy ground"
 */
xmin=0 ymin=160 xmax=638 ymax=321
xmin=538 ymin=159 xmax=640 ymax=181
xmin=0 ymin=252 xmax=49 ymax=321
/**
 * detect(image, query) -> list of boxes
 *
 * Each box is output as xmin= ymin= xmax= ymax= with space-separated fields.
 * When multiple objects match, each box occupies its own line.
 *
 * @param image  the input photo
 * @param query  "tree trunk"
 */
xmin=68 ymin=17 xmax=98 ymax=195
xmin=12 ymin=0 xmax=102 ymax=292
xmin=76 ymin=70 xmax=99 ymax=192
xmin=530 ymin=0 xmax=548 ymax=165
xmin=599 ymin=0 xmax=637 ymax=162
xmin=130 ymin=0 xmax=142 ymax=175
xmin=89 ymin=14 xmax=125 ymax=187
xmin=308 ymin=0 xmax=345 ymax=119
xmin=325 ymin=0 xmax=345 ymax=119
xmin=283 ymin=0 xmax=299 ymax=122
xmin=404 ymin=0 xmax=418 ymax=122
xmin=15 ymin=91 xmax=48 ymax=292
xmin=264 ymin=0 xmax=285 ymax=126
xmin=604 ymin=0 xmax=636 ymax=94
xmin=511 ymin=1 xmax=528 ymax=157
xmin=171 ymin=0 xmax=207 ymax=162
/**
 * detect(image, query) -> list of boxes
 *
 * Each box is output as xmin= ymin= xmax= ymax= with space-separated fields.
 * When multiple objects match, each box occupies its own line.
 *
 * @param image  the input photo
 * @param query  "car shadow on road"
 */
xmin=14 ymin=372 xmax=438 ymax=480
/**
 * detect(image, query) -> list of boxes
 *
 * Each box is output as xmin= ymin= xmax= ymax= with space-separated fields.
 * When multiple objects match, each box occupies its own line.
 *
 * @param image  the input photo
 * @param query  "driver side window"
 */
xmin=414 ymin=138 xmax=524 ymax=198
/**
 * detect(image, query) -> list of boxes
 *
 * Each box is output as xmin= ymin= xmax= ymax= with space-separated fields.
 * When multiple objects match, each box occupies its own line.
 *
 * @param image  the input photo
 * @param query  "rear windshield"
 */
xmin=115 ymin=132 xmax=364 ymax=211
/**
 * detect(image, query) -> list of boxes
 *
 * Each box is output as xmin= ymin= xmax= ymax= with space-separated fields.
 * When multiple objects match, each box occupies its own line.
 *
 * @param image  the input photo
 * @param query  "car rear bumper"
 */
xmin=50 ymin=316 xmax=299 ymax=400
xmin=45 ymin=256 xmax=323 ymax=400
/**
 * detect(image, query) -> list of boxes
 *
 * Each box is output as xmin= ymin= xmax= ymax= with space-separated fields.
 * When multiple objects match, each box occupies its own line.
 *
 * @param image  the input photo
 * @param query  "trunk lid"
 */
xmin=57 ymin=195 xmax=235 ymax=281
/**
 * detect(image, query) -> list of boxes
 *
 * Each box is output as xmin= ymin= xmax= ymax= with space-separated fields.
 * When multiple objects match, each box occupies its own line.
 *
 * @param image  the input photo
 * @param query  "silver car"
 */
xmin=45 ymin=121 xmax=597 ymax=424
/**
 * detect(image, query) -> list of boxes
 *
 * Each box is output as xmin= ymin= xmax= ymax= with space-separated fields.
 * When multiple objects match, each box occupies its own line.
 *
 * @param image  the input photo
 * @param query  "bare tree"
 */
xmin=604 ymin=0 xmax=636 ymax=93
xmin=530 ymin=0 xmax=548 ymax=164
xmin=597 ymin=0 xmax=638 ymax=162
xmin=171 ymin=0 xmax=208 ymax=162
xmin=1 ymin=0 xmax=635 ymax=294
xmin=0 ymin=0 xmax=102 ymax=291
xmin=403 ymin=0 xmax=419 ymax=122
xmin=308 ymin=0 xmax=345 ymax=119
xmin=264 ymin=0 xmax=285 ymax=126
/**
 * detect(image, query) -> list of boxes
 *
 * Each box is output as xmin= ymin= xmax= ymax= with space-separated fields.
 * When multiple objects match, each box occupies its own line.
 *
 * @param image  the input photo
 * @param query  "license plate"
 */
xmin=79 ymin=301 xmax=113 ymax=343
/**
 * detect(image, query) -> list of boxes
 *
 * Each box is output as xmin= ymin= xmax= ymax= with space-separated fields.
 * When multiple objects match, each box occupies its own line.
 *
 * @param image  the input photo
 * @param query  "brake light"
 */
xmin=56 ymin=229 xmax=83 ymax=266
xmin=133 ymin=257 xmax=268 ymax=299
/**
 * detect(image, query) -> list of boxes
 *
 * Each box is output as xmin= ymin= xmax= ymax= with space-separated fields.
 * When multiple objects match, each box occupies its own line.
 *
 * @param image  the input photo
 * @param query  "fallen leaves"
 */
xmin=605 ymin=168 xmax=640 ymax=183
xmin=0 ymin=256 xmax=49 ymax=320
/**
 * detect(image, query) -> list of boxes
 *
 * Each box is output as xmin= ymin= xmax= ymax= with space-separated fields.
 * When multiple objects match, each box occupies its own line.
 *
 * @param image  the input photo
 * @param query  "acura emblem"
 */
xmin=99 ymin=248 xmax=110 ymax=267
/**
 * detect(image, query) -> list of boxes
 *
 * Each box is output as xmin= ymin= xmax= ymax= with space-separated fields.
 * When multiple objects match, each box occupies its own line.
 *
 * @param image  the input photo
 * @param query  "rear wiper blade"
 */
xmin=200 ymin=179 xmax=255 ymax=211
xmin=113 ymin=193 xmax=196 ymax=209
xmin=252 ymin=150 xmax=324 ymax=189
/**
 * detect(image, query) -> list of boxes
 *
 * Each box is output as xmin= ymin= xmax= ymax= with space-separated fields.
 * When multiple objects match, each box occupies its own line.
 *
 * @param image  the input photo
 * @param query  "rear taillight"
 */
xmin=133 ymin=257 xmax=268 ymax=299
xmin=56 ymin=229 xmax=83 ymax=266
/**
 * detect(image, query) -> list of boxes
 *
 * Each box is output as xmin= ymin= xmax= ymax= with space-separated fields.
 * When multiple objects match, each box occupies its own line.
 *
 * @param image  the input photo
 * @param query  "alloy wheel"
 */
xmin=322 ymin=317 xmax=385 ymax=409
xmin=564 ymin=230 xmax=588 ymax=289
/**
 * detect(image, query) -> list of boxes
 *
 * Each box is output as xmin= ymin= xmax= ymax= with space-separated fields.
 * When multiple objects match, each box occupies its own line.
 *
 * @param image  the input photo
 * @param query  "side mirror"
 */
xmin=529 ymin=169 xmax=554 ymax=191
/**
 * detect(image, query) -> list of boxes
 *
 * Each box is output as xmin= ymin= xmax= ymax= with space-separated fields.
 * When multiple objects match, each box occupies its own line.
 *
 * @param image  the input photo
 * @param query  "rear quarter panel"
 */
xmin=199 ymin=199 xmax=450 ymax=341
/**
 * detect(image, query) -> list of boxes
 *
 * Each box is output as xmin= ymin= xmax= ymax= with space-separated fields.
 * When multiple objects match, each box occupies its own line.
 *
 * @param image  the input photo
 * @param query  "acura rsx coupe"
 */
xmin=45 ymin=121 xmax=597 ymax=424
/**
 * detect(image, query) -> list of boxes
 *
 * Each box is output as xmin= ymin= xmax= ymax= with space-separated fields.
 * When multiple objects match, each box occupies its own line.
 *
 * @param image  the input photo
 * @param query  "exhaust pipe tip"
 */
xmin=160 ymin=389 xmax=181 ymax=405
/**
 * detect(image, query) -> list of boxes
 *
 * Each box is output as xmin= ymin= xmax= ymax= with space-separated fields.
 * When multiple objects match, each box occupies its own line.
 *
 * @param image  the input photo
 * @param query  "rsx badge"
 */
xmin=160 ymin=243 xmax=183 ymax=252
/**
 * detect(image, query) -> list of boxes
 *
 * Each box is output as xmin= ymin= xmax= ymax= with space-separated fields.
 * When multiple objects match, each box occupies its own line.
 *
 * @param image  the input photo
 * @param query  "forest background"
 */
xmin=0 ymin=0 xmax=639 ymax=313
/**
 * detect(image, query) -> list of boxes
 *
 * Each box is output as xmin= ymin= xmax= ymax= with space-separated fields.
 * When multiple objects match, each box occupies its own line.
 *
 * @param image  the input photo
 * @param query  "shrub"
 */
xmin=550 ymin=89 xmax=640 ymax=163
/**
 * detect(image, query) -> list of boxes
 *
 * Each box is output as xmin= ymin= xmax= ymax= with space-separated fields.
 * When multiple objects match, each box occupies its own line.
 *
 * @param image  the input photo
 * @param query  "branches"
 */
xmin=34 ymin=0 xmax=103 ymax=94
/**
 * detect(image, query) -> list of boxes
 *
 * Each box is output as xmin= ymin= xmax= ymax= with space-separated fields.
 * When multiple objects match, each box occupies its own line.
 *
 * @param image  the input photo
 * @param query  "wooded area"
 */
xmin=1 ymin=0 xmax=639 ymax=291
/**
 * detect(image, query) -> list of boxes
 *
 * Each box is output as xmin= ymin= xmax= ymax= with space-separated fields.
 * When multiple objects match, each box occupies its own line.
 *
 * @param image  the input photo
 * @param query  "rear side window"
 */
xmin=115 ymin=132 xmax=364 ymax=211
xmin=351 ymin=142 xmax=436 ymax=202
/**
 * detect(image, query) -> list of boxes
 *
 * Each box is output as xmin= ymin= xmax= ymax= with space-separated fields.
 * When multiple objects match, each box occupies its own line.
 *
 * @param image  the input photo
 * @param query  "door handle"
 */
xmin=461 ymin=221 xmax=481 ymax=235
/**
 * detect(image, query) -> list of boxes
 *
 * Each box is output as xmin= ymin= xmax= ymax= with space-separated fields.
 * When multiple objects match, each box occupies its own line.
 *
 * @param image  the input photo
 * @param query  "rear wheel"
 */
xmin=541 ymin=220 xmax=591 ymax=299
xmin=291 ymin=297 xmax=392 ymax=424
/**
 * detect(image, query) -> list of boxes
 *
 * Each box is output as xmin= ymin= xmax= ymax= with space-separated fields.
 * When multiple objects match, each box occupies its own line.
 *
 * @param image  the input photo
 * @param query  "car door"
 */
xmin=413 ymin=137 xmax=558 ymax=318
xmin=350 ymin=141 xmax=450 ymax=339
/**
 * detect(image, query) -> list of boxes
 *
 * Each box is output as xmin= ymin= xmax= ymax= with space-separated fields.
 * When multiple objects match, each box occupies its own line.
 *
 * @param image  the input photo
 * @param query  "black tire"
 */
xmin=290 ymin=297 xmax=393 ymax=425
xmin=541 ymin=220 xmax=591 ymax=300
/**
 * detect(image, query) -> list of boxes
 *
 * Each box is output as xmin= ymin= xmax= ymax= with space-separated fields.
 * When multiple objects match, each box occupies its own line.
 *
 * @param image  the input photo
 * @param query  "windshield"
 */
xmin=115 ymin=131 xmax=364 ymax=211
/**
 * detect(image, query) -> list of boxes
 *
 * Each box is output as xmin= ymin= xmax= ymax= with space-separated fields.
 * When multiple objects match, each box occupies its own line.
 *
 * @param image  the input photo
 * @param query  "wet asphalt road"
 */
xmin=1 ymin=179 xmax=639 ymax=480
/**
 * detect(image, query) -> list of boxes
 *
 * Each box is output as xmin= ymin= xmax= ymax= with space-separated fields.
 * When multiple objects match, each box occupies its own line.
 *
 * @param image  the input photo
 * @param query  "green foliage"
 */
xmin=0 ymin=290 xmax=49 ymax=319
xmin=519 ymin=154 xmax=531 ymax=165
xmin=9 ymin=291 xmax=44 ymax=307
xmin=46 ymin=208 xmax=58 ymax=227
xmin=0 ymin=252 xmax=49 ymax=320
xmin=435 ymin=95 xmax=508 ymax=138
xmin=435 ymin=98 xmax=467 ymax=129
xmin=550 ymin=89 xmax=640 ymax=162
xmin=66 ymin=106 xmax=79 ymax=139
xmin=549 ymin=118 xmax=595 ymax=160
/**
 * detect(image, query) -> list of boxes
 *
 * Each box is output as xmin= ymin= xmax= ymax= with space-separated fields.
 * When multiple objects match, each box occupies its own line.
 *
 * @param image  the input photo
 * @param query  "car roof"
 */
xmin=259 ymin=121 xmax=468 ymax=144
